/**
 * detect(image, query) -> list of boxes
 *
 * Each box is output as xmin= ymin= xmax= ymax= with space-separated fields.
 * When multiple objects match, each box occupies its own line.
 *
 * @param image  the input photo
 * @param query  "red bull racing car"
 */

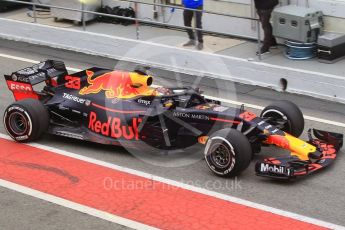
xmin=3 ymin=60 xmax=343 ymax=180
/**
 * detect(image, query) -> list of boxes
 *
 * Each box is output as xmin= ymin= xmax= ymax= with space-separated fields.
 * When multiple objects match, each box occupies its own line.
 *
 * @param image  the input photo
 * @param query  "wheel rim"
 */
xmin=210 ymin=143 xmax=232 ymax=169
xmin=262 ymin=109 xmax=292 ymax=133
xmin=8 ymin=112 xmax=28 ymax=136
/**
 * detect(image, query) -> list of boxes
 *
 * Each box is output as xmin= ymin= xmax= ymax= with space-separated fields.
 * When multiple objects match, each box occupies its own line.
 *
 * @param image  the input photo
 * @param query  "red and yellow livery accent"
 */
xmin=266 ymin=133 xmax=317 ymax=161
xmin=79 ymin=70 xmax=155 ymax=99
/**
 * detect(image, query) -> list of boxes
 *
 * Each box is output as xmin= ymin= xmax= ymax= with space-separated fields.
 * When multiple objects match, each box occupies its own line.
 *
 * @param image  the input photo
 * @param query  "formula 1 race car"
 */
xmin=3 ymin=60 xmax=343 ymax=179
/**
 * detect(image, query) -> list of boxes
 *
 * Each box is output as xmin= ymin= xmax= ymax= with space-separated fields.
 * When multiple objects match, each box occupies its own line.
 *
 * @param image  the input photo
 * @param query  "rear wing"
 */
xmin=5 ymin=60 xmax=67 ymax=85
xmin=5 ymin=60 xmax=68 ymax=101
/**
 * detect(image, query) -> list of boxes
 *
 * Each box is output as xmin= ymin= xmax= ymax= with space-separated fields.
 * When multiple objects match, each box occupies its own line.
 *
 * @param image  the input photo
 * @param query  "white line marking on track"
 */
xmin=0 ymin=133 xmax=344 ymax=230
xmin=1 ymin=52 xmax=345 ymax=129
xmin=0 ymin=179 xmax=158 ymax=230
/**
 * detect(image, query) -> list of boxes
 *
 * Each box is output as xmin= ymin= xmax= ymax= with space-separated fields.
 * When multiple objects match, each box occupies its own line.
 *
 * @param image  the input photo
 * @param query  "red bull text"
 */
xmin=88 ymin=112 xmax=142 ymax=140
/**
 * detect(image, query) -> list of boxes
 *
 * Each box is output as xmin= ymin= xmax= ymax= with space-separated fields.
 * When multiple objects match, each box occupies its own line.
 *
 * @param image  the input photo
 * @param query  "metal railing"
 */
xmin=1 ymin=0 xmax=262 ymax=59
xmin=117 ymin=0 xmax=257 ymax=21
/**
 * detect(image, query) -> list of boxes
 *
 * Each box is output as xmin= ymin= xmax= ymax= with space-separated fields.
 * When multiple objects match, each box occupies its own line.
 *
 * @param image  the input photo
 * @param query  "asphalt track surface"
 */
xmin=0 ymin=39 xmax=345 ymax=229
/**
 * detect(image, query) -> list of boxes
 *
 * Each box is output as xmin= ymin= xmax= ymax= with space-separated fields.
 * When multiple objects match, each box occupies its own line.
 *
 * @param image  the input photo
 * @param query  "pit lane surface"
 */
xmin=0 ymin=39 xmax=345 ymax=229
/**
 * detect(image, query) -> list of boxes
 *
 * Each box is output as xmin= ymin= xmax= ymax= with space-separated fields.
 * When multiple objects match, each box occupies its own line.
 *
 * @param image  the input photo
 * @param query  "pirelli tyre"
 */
xmin=3 ymin=99 xmax=49 ymax=142
xmin=205 ymin=129 xmax=252 ymax=177
xmin=261 ymin=100 xmax=304 ymax=137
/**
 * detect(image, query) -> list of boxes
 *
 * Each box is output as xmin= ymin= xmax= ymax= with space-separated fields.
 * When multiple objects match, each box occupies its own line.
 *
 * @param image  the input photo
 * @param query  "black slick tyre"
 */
xmin=261 ymin=100 xmax=304 ymax=137
xmin=204 ymin=128 xmax=252 ymax=177
xmin=3 ymin=99 xmax=49 ymax=142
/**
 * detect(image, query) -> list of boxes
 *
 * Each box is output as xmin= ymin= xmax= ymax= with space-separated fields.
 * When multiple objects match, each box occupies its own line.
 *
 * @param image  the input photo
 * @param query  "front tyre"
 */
xmin=261 ymin=100 xmax=304 ymax=137
xmin=3 ymin=99 xmax=49 ymax=142
xmin=205 ymin=129 xmax=252 ymax=177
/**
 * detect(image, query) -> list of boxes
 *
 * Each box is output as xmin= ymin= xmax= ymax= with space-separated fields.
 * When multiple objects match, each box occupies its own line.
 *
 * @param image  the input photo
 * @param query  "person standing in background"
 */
xmin=182 ymin=0 xmax=204 ymax=50
xmin=254 ymin=0 xmax=279 ymax=54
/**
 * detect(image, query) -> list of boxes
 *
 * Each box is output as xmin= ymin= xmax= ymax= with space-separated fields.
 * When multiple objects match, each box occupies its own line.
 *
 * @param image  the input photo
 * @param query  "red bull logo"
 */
xmin=88 ymin=112 xmax=142 ymax=140
xmin=79 ymin=70 xmax=154 ymax=99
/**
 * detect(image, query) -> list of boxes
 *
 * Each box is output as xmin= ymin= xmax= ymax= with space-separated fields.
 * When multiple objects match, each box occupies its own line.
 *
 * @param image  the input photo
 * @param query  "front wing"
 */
xmin=255 ymin=129 xmax=343 ymax=179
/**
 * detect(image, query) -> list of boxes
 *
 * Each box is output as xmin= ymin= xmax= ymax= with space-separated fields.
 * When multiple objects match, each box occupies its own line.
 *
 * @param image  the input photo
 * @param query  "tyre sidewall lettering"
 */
xmin=8 ymin=106 xmax=25 ymax=113
xmin=205 ymin=136 xmax=236 ymax=176
xmin=4 ymin=106 xmax=33 ymax=141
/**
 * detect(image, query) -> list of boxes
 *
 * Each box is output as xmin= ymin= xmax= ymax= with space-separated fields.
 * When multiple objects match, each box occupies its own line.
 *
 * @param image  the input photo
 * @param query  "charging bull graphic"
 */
xmin=79 ymin=70 xmax=155 ymax=99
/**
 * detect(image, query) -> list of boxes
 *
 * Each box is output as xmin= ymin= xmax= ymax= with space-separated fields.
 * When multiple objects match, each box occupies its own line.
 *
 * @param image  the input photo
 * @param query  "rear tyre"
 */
xmin=3 ymin=99 xmax=49 ymax=142
xmin=261 ymin=100 xmax=304 ymax=137
xmin=204 ymin=129 xmax=252 ymax=177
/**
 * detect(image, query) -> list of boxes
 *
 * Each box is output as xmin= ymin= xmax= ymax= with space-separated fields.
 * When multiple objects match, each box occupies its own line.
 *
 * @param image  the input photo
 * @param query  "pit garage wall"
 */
xmin=104 ymin=0 xmax=345 ymax=39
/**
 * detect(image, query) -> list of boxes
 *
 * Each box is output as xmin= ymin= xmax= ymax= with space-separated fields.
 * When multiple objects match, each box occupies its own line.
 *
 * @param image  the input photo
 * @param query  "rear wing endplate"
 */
xmin=4 ymin=60 xmax=68 ymax=101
